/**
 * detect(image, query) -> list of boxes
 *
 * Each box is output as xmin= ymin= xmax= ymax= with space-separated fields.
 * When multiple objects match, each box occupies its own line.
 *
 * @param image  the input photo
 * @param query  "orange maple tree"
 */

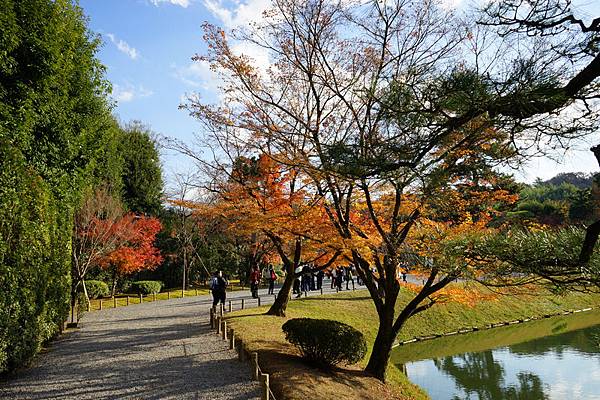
xmin=186 ymin=154 xmax=342 ymax=316
xmin=99 ymin=215 xmax=163 ymax=295
xmin=71 ymin=187 xmax=163 ymax=321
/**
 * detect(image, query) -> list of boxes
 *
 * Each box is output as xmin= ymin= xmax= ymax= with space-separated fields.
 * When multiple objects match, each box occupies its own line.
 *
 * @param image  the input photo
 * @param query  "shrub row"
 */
xmin=131 ymin=281 xmax=163 ymax=295
xmin=84 ymin=280 xmax=110 ymax=299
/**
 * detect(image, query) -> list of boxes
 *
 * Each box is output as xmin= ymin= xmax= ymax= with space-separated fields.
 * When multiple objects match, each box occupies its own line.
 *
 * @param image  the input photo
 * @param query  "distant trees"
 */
xmin=119 ymin=122 xmax=164 ymax=216
xmin=544 ymin=173 xmax=593 ymax=190
xmin=511 ymin=180 xmax=595 ymax=225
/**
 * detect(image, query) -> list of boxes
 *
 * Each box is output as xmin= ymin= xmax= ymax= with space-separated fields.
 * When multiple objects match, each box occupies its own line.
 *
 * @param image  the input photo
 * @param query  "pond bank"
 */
xmin=224 ymin=286 xmax=600 ymax=400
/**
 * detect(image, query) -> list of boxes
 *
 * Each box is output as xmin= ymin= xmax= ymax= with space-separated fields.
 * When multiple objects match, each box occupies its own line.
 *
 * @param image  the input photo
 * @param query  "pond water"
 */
xmin=392 ymin=310 xmax=600 ymax=400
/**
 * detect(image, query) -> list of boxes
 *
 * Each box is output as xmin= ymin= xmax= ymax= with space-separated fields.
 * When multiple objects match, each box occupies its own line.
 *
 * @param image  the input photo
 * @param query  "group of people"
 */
xmin=211 ymin=263 xmax=402 ymax=307
xmin=209 ymin=265 xmax=277 ymax=307
xmin=249 ymin=265 xmax=278 ymax=298
xmin=292 ymin=264 xmax=326 ymax=297
xmin=329 ymin=265 xmax=359 ymax=292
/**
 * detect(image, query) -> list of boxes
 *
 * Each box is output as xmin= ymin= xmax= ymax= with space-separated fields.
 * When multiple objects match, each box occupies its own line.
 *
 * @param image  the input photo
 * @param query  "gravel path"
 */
xmin=0 ymin=276 xmax=398 ymax=400
xmin=0 ymin=292 xmax=262 ymax=400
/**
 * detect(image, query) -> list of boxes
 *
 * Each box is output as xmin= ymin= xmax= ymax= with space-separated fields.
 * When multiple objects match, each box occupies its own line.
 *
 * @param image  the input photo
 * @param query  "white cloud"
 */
xmin=150 ymin=0 xmax=191 ymax=7
xmin=112 ymin=84 xmax=154 ymax=103
xmin=105 ymin=33 xmax=139 ymax=60
xmin=440 ymin=0 xmax=464 ymax=10
xmin=202 ymin=0 xmax=271 ymax=29
xmin=172 ymin=61 xmax=215 ymax=89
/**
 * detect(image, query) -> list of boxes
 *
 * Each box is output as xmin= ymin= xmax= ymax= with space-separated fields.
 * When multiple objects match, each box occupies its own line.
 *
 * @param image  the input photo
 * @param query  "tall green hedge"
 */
xmin=0 ymin=142 xmax=71 ymax=372
xmin=0 ymin=0 xmax=116 ymax=373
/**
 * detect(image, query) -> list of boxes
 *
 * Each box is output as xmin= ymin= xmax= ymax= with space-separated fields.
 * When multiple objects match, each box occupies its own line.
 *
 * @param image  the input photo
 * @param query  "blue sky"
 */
xmin=79 ymin=0 xmax=600 ymax=188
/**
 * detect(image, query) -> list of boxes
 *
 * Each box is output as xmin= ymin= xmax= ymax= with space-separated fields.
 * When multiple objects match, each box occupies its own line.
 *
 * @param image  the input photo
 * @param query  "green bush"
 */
xmin=131 ymin=281 xmax=163 ymax=295
xmin=282 ymin=318 xmax=367 ymax=367
xmin=83 ymin=280 xmax=109 ymax=299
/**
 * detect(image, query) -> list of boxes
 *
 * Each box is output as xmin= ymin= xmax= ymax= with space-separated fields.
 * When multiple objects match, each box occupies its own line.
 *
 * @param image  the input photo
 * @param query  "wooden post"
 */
xmin=251 ymin=352 xmax=259 ymax=380
xmin=217 ymin=316 xmax=222 ymax=335
xmin=99 ymin=299 xmax=103 ymax=310
xmin=241 ymin=299 xmax=245 ymax=309
xmin=210 ymin=308 xmax=214 ymax=328
xmin=126 ymin=296 xmax=129 ymax=306
xmin=113 ymin=297 xmax=117 ymax=308
xmin=153 ymin=293 xmax=156 ymax=301
xmin=182 ymin=289 xmax=185 ymax=298
xmin=222 ymin=321 xmax=227 ymax=340
xmin=220 ymin=303 xmax=224 ymax=317
xmin=258 ymin=297 xmax=261 ymax=307
xmin=229 ymin=329 xmax=235 ymax=349
xmin=167 ymin=291 xmax=170 ymax=299
xmin=260 ymin=374 xmax=270 ymax=400
xmin=238 ymin=341 xmax=246 ymax=361
xmin=139 ymin=293 xmax=143 ymax=303
xmin=195 ymin=289 xmax=198 ymax=296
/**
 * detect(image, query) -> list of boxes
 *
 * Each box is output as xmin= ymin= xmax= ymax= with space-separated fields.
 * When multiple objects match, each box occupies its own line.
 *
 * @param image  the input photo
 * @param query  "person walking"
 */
xmin=249 ymin=266 xmax=261 ymax=299
xmin=346 ymin=266 xmax=355 ymax=290
xmin=335 ymin=266 xmax=344 ymax=292
xmin=267 ymin=265 xmax=277 ymax=295
xmin=210 ymin=270 xmax=228 ymax=307
xmin=316 ymin=270 xmax=324 ymax=290
xmin=301 ymin=264 xmax=311 ymax=295
xmin=330 ymin=268 xmax=337 ymax=289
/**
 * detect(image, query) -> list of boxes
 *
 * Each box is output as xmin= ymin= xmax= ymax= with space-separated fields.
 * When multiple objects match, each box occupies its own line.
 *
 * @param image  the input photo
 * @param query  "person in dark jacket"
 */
xmin=267 ymin=265 xmax=277 ymax=295
xmin=249 ymin=266 xmax=261 ymax=298
xmin=210 ymin=270 xmax=228 ymax=307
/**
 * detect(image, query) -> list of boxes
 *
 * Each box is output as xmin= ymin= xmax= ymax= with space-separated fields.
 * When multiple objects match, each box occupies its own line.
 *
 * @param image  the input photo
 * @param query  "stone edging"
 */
xmin=393 ymin=307 xmax=594 ymax=347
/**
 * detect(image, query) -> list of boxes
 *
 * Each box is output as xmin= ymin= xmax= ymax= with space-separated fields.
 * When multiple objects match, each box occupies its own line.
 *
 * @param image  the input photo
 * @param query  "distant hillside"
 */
xmin=542 ymin=172 xmax=593 ymax=189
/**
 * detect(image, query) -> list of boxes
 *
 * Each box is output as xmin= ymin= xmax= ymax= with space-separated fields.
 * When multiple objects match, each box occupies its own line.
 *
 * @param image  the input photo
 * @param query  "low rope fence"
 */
xmin=210 ymin=304 xmax=276 ymax=400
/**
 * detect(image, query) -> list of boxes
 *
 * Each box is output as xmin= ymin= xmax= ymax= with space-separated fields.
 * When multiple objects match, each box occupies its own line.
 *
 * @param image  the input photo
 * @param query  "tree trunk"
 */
xmin=364 ymin=308 xmax=396 ymax=382
xmin=266 ymin=265 xmax=295 ymax=317
xmin=70 ymin=279 xmax=81 ymax=324
xmin=82 ymin=278 xmax=89 ymax=305
xmin=182 ymin=246 xmax=187 ymax=292
xmin=110 ymin=268 xmax=118 ymax=297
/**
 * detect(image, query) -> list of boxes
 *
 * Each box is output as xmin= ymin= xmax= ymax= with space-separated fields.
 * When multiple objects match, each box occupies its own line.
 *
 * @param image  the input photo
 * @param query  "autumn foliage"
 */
xmin=99 ymin=215 xmax=163 ymax=276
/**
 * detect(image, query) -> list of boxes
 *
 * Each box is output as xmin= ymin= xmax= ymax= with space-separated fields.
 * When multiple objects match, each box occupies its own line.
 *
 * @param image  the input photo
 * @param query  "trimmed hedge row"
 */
xmin=131 ymin=281 xmax=163 ymax=295
xmin=84 ymin=280 xmax=110 ymax=299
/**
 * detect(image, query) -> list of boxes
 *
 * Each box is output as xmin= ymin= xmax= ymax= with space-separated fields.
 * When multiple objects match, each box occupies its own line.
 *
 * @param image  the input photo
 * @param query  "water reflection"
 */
xmin=395 ymin=310 xmax=600 ymax=400
xmin=435 ymin=352 xmax=547 ymax=400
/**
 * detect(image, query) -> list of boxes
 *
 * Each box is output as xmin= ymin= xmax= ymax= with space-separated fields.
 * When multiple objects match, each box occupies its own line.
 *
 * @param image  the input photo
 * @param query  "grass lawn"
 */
xmin=224 ymin=285 xmax=600 ymax=400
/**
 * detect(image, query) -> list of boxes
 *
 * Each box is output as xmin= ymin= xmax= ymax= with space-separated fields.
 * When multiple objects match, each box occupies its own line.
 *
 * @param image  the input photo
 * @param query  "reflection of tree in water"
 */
xmin=435 ymin=351 xmax=548 ymax=400
xmin=510 ymin=325 xmax=600 ymax=357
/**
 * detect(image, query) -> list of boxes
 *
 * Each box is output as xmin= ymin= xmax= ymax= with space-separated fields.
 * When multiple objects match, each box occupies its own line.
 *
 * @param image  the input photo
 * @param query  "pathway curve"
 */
xmin=0 ymin=291 xmax=261 ymax=400
xmin=0 ymin=276 xmax=401 ymax=400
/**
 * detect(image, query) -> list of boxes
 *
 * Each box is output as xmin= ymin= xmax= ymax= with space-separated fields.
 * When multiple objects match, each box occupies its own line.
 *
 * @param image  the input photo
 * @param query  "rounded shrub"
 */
xmin=83 ymin=280 xmax=109 ymax=299
xmin=282 ymin=318 xmax=367 ymax=367
xmin=131 ymin=281 xmax=163 ymax=295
